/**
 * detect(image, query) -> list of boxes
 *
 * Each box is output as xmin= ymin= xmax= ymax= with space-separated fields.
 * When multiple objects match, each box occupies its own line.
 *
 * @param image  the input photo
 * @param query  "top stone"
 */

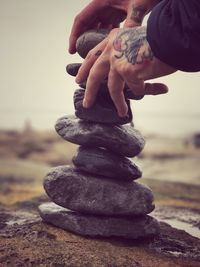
xmin=76 ymin=29 xmax=110 ymax=58
xmin=55 ymin=117 xmax=145 ymax=157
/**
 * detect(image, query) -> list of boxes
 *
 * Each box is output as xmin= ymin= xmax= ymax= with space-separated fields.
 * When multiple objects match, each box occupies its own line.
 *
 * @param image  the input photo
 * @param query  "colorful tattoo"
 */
xmin=95 ymin=50 xmax=102 ymax=57
xmin=113 ymin=27 xmax=154 ymax=65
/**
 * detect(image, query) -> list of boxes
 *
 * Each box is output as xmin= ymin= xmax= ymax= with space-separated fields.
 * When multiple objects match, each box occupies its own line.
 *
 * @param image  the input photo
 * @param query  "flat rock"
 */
xmin=76 ymin=29 xmax=110 ymax=58
xmin=74 ymin=88 xmax=133 ymax=125
xmin=39 ymin=202 xmax=160 ymax=239
xmin=43 ymin=166 xmax=154 ymax=216
xmin=55 ymin=117 xmax=145 ymax=157
xmin=73 ymin=146 xmax=142 ymax=180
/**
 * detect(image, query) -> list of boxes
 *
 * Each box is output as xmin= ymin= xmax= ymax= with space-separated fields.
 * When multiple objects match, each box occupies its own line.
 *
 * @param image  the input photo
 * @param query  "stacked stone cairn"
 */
xmin=39 ymin=30 xmax=160 ymax=239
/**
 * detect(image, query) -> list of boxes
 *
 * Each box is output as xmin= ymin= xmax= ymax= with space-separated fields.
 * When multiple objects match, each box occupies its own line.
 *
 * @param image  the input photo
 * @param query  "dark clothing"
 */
xmin=147 ymin=0 xmax=200 ymax=72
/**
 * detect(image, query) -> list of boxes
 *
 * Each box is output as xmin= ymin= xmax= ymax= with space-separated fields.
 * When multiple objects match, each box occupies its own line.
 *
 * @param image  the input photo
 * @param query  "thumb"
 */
xmin=124 ymin=1 xmax=147 ymax=28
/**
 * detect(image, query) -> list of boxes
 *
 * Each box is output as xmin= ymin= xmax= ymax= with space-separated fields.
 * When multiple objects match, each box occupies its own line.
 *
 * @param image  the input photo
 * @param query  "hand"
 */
xmin=69 ymin=0 xmax=129 ymax=54
xmin=76 ymin=27 xmax=176 ymax=117
xmin=69 ymin=0 xmax=161 ymax=54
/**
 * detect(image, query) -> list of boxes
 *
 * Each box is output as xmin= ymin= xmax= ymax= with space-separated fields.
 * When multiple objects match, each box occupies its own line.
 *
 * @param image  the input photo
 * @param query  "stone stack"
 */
xmin=39 ymin=30 xmax=160 ymax=239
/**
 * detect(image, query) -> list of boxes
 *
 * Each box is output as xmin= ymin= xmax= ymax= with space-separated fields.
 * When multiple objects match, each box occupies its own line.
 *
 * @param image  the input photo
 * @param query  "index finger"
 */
xmin=83 ymin=54 xmax=110 ymax=108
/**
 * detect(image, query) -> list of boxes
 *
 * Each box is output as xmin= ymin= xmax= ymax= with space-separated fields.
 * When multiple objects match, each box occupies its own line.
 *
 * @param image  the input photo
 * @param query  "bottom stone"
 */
xmin=39 ymin=202 xmax=160 ymax=239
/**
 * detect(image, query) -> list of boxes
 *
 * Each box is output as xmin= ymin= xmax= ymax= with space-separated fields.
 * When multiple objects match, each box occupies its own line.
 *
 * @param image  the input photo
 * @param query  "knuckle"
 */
xmin=88 ymin=68 xmax=97 ymax=80
xmin=86 ymin=51 xmax=93 ymax=60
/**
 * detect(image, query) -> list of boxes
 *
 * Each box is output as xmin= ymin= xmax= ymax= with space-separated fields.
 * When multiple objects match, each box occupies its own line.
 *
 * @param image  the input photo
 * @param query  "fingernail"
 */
xmin=75 ymin=77 xmax=80 ymax=83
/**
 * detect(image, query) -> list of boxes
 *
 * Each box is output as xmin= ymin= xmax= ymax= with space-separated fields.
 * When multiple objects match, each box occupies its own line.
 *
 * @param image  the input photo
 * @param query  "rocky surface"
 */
xmin=73 ymin=146 xmax=142 ymax=180
xmin=39 ymin=202 xmax=160 ymax=239
xmin=76 ymin=29 xmax=110 ymax=58
xmin=74 ymin=88 xmax=133 ymax=124
xmin=43 ymin=166 xmax=154 ymax=216
xmin=0 ymin=206 xmax=200 ymax=267
xmin=55 ymin=117 xmax=145 ymax=157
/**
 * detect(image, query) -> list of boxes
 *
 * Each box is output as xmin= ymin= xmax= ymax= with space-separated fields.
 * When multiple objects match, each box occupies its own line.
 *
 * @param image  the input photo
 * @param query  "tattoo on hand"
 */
xmin=95 ymin=50 xmax=102 ymax=57
xmin=113 ymin=27 xmax=154 ymax=65
xmin=131 ymin=5 xmax=147 ymax=24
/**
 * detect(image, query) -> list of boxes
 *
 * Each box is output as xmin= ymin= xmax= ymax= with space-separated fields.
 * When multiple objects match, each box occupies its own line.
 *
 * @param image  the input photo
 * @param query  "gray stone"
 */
xmin=43 ymin=166 xmax=154 ymax=216
xmin=76 ymin=29 xmax=110 ymax=59
xmin=66 ymin=63 xmax=81 ymax=77
xmin=39 ymin=202 xmax=160 ymax=239
xmin=72 ymin=146 xmax=142 ymax=181
xmin=55 ymin=117 xmax=145 ymax=157
xmin=74 ymin=88 xmax=133 ymax=125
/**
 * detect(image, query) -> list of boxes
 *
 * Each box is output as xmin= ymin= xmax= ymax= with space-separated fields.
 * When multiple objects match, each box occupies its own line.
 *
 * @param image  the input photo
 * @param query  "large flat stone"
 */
xmin=74 ymin=88 xmax=133 ymax=125
xmin=76 ymin=29 xmax=110 ymax=59
xmin=73 ymin=146 xmax=142 ymax=181
xmin=55 ymin=117 xmax=145 ymax=157
xmin=43 ymin=166 xmax=154 ymax=216
xmin=39 ymin=202 xmax=160 ymax=239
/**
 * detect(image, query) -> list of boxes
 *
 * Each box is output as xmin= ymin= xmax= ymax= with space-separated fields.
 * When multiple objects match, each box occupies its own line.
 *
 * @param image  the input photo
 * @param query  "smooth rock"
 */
xmin=72 ymin=146 xmax=142 ymax=180
xmin=39 ymin=202 xmax=160 ymax=239
xmin=74 ymin=88 xmax=133 ymax=125
xmin=43 ymin=166 xmax=154 ymax=216
xmin=66 ymin=63 xmax=81 ymax=77
xmin=55 ymin=117 xmax=145 ymax=157
xmin=76 ymin=29 xmax=110 ymax=58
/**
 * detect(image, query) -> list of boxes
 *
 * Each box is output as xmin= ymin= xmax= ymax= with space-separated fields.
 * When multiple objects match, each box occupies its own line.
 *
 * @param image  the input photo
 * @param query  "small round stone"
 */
xmin=73 ymin=146 xmax=142 ymax=181
xmin=66 ymin=63 xmax=81 ymax=77
xmin=76 ymin=29 xmax=110 ymax=58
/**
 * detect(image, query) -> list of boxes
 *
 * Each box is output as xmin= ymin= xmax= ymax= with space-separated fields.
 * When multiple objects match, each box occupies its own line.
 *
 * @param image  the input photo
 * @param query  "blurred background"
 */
xmin=0 ymin=0 xmax=200 ymax=239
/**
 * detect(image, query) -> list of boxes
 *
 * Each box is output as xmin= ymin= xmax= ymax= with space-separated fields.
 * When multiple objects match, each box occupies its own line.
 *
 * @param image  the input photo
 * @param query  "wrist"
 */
xmin=107 ymin=0 xmax=130 ymax=12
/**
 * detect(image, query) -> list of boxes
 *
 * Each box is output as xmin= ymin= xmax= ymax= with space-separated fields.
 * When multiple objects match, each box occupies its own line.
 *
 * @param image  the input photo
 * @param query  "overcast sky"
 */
xmin=0 ymin=0 xmax=199 ymax=134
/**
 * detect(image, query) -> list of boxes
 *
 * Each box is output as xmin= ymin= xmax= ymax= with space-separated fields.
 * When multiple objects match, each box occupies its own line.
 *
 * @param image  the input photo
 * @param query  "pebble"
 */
xmin=76 ymin=29 xmax=110 ymax=58
xmin=73 ymin=146 xmax=142 ymax=180
xmin=74 ymin=88 xmax=133 ymax=125
xmin=55 ymin=117 xmax=145 ymax=157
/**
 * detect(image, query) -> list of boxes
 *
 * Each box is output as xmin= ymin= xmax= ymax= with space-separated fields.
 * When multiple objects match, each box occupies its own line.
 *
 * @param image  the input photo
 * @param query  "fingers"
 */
xmin=76 ymin=38 xmax=108 ymax=84
xmin=123 ymin=2 xmax=143 ymax=28
xmin=125 ymin=78 xmax=146 ymax=96
xmin=69 ymin=2 xmax=102 ymax=54
xmin=108 ymin=68 xmax=128 ymax=117
xmin=83 ymin=54 xmax=110 ymax=108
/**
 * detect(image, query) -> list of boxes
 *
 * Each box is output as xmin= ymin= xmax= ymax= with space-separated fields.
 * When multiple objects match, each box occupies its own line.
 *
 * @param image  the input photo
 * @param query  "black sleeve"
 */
xmin=147 ymin=0 xmax=200 ymax=72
